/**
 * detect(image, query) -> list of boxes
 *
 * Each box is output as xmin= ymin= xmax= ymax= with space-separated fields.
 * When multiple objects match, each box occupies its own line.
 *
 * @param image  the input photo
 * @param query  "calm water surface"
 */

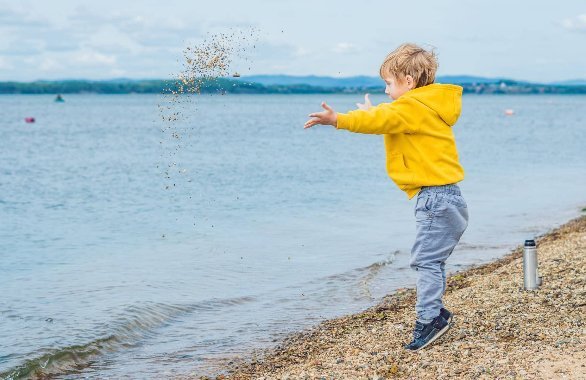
xmin=0 ymin=94 xmax=585 ymax=378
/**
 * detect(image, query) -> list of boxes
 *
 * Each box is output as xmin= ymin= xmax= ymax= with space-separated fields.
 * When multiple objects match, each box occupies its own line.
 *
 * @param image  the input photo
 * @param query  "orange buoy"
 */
xmin=504 ymin=109 xmax=514 ymax=116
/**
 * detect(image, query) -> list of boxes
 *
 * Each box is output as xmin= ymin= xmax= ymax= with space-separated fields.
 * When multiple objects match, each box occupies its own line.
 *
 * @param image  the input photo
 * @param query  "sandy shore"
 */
xmin=196 ymin=215 xmax=586 ymax=380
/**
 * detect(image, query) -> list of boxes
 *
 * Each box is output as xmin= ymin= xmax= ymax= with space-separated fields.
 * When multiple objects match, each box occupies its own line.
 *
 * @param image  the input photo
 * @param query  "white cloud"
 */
xmin=0 ymin=8 xmax=49 ymax=28
xmin=73 ymin=51 xmax=117 ymax=66
xmin=0 ymin=3 xmax=205 ymax=79
xmin=294 ymin=47 xmax=311 ymax=57
xmin=562 ymin=14 xmax=586 ymax=31
xmin=332 ymin=42 xmax=358 ymax=54
xmin=0 ymin=57 xmax=13 ymax=70
xmin=39 ymin=57 xmax=62 ymax=72
xmin=69 ymin=6 xmax=198 ymax=48
xmin=109 ymin=68 xmax=127 ymax=77
xmin=84 ymin=26 xmax=143 ymax=55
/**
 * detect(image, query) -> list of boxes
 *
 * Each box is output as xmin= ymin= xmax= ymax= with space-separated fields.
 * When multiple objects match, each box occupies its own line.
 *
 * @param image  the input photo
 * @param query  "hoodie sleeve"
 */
xmin=336 ymin=97 xmax=420 ymax=135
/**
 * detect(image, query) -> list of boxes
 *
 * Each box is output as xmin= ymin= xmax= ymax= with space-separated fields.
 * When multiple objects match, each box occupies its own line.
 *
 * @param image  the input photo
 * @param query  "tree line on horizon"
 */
xmin=1 ymin=78 xmax=585 ymax=95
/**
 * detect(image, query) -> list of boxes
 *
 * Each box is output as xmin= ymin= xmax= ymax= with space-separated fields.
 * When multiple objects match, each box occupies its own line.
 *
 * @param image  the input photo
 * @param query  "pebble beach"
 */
xmin=198 ymin=215 xmax=586 ymax=380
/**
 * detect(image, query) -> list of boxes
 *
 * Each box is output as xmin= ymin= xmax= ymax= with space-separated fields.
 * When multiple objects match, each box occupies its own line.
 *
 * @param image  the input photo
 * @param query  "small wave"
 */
xmin=1 ymin=296 xmax=256 ymax=380
xmin=358 ymin=251 xmax=399 ymax=299
xmin=458 ymin=242 xmax=511 ymax=250
xmin=358 ymin=251 xmax=398 ymax=273
xmin=45 ymin=203 xmax=65 ymax=209
xmin=304 ymin=250 xmax=399 ymax=300
xmin=319 ymin=250 xmax=399 ymax=282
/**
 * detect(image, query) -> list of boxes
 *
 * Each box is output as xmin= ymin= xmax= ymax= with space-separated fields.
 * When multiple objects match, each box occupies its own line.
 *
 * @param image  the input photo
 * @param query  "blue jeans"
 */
xmin=410 ymin=184 xmax=468 ymax=323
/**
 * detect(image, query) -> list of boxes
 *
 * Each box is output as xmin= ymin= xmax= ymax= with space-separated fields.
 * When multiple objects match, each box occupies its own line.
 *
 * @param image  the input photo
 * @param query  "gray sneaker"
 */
xmin=404 ymin=315 xmax=451 ymax=351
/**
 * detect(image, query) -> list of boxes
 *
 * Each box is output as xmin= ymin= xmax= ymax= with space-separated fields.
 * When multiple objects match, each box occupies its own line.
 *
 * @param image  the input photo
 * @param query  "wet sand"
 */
xmin=195 ymin=215 xmax=586 ymax=380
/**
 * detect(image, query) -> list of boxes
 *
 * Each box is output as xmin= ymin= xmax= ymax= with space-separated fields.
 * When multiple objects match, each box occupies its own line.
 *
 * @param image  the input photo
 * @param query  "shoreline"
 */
xmin=195 ymin=215 xmax=586 ymax=379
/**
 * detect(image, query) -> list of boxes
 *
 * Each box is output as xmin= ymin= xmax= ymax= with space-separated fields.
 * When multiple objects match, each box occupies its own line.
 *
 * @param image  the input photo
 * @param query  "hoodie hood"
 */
xmin=403 ymin=83 xmax=463 ymax=126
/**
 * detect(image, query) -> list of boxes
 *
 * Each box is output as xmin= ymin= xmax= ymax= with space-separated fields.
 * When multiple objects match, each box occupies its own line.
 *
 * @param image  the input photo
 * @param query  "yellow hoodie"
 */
xmin=336 ymin=83 xmax=465 ymax=199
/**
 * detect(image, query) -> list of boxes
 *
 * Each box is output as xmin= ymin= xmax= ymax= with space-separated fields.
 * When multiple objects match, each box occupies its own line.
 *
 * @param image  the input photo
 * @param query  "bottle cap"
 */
xmin=524 ymin=239 xmax=536 ymax=247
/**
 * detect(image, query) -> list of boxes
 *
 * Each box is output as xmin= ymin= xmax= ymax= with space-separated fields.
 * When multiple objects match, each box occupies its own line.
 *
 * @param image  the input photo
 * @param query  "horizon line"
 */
xmin=1 ymin=74 xmax=585 ymax=85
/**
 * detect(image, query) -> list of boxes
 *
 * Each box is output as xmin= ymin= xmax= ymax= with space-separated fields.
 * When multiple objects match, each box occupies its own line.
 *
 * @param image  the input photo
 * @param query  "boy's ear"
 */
xmin=405 ymin=75 xmax=415 ymax=89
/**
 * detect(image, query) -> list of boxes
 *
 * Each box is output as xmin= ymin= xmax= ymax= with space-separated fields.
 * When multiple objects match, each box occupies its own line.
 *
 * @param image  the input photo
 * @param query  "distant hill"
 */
xmin=551 ymin=79 xmax=586 ymax=86
xmin=234 ymin=75 xmax=382 ymax=87
xmin=236 ymin=74 xmax=506 ymax=87
xmin=436 ymin=75 xmax=505 ymax=84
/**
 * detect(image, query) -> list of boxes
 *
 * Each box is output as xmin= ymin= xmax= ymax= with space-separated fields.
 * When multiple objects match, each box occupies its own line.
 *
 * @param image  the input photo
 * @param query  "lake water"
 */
xmin=1 ymin=94 xmax=584 ymax=379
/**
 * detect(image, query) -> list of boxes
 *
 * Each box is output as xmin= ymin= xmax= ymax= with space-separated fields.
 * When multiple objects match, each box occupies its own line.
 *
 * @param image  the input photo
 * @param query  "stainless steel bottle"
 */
xmin=523 ymin=239 xmax=539 ymax=290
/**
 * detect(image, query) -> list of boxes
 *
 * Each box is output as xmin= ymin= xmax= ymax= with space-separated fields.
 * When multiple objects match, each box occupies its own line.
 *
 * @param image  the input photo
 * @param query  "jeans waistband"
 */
xmin=419 ymin=183 xmax=461 ymax=196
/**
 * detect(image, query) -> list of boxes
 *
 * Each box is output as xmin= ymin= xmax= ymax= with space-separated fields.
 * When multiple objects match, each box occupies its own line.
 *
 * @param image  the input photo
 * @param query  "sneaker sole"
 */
xmin=414 ymin=322 xmax=452 ymax=352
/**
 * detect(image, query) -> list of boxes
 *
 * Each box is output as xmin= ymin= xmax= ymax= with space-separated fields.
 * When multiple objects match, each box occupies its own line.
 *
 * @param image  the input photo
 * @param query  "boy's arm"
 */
xmin=336 ymin=97 xmax=419 ymax=134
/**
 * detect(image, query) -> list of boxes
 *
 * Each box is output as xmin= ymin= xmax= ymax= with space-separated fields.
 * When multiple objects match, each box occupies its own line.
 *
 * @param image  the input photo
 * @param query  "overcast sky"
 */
xmin=1 ymin=0 xmax=585 ymax=82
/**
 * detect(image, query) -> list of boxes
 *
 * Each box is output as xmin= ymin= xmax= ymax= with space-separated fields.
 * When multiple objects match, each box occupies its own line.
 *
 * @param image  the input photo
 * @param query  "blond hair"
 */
xmin=379 ymin=43 xmax=438 ymax=88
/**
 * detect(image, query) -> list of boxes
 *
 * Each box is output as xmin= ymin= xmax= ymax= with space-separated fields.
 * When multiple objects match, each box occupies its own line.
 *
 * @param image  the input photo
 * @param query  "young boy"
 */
xmin=304 ymin=43 xmax=469 ymax=351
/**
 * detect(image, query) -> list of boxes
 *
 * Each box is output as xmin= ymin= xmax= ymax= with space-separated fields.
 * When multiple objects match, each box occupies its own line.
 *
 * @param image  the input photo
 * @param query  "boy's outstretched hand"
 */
xmin=304 ymin=102 xmax=337 ymax=129
xmin=356 ymin=93 xmax=372 ymax=110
